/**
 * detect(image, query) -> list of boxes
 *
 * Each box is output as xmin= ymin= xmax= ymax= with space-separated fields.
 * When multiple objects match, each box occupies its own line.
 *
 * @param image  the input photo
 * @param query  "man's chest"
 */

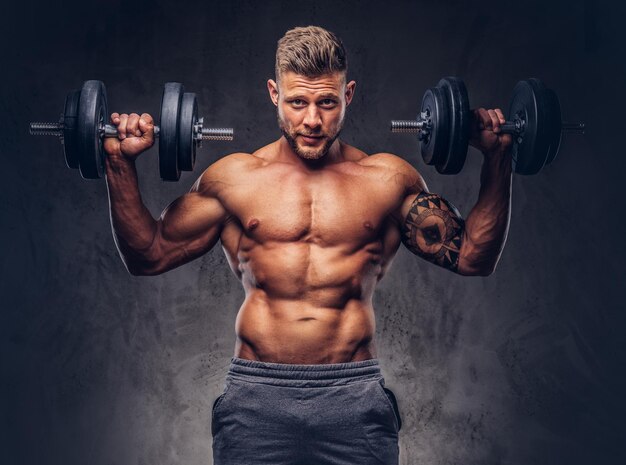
xmin=219 ymin=166 xmax=403 ymax=244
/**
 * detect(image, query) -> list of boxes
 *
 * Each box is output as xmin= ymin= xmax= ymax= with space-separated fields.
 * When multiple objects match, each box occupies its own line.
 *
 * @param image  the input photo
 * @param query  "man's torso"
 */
xmin=207 ymin=140 xmax=415 ymax=363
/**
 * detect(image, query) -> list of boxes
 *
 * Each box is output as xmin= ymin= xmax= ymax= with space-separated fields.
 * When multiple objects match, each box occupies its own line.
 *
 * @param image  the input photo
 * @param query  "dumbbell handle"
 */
xmin=390 ymin=119 xmax=585 ymax=135
xmin=30 ymin=121 xmax=234 ymax=141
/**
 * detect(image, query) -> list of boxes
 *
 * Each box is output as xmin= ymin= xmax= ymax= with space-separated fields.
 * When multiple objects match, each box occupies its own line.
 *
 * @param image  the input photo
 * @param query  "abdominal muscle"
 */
xmin=230 ymin=242 xmax=383 ymax=364
xmin=234 ymin=295 xmax=377 ymax=364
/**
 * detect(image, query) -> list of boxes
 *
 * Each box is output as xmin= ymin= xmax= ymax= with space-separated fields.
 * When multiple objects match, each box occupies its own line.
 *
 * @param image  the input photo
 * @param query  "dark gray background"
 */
xmin=1 ymin=0 xmax=624 ymax=464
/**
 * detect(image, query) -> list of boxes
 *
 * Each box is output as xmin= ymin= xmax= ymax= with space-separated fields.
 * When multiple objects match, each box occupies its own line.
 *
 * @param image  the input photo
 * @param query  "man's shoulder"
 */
xmin=361 ymin=151 xmax=410 ymax=168
xmin=211 ymin=141 xmax=280 ymax=170
xmin=360 ymin=152 xmax=424 ymax=182
xmin=192 ymin=152 xmax=260 ymax=195
xmin=206 ymin=152 xmax=257 ymax=175
xmin=341 ymin=150 xmax=425 ymax=195
xmin=338 ymin=142 xmax=416 ymax=170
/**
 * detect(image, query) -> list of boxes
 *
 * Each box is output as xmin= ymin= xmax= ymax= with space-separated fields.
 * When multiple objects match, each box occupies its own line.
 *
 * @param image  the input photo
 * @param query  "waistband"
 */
xmin=226 ymin=357 xmax=383 ymax=387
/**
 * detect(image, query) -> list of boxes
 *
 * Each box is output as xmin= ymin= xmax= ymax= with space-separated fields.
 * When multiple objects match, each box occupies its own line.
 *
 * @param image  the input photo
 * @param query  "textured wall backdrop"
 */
xmin=1 ymin=1 xmax=625 ymax=464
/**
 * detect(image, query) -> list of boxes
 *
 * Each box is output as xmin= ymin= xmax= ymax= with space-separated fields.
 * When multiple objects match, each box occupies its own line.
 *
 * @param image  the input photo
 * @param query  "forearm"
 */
xmin=105 ymin=153 xmax=160 ymax=271
xmin=459 ymin=150 xmax=513 ymax=275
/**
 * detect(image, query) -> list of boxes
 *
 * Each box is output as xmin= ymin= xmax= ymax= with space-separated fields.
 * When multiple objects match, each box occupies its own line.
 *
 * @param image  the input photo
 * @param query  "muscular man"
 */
xmin=104 ymin=26 xmax=512 ymax=465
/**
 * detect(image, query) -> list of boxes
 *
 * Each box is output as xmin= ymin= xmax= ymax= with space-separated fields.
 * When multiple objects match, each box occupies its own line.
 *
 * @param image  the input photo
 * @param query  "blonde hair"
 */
xmin=275 ymin=26 xmax=347 ymax=81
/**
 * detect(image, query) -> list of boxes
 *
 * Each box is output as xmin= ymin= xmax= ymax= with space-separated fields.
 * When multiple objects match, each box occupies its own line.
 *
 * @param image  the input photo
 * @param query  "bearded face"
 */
xmin=269 ymin=71 xmax=355 ymax=161
xmin=277 ymin=109 xmax=343 ymax=160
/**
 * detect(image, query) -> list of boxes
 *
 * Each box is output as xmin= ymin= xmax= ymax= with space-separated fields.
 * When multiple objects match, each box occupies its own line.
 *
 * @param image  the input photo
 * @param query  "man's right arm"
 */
xmin=104 ymin=112 xmax=229 ymax=276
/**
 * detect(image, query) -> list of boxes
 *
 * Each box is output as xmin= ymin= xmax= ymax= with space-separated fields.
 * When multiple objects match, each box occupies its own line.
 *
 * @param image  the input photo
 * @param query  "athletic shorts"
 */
xmin=211 ymin=357 xmax=402 ymax=465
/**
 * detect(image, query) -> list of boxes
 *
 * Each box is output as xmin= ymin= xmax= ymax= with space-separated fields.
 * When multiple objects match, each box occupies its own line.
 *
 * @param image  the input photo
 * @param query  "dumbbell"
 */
xmin=390 ymin=77 xmax=585 ymax=175
xmin=30 ymin=80 xmax=234 ymax=181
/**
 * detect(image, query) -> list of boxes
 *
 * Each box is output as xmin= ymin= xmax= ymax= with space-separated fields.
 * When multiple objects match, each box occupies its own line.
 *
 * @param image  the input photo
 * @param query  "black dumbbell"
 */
xmin=390 ymin=77 xmax=585 ymax=175
xmin=30 ymin=80 xmax=234 ymax=181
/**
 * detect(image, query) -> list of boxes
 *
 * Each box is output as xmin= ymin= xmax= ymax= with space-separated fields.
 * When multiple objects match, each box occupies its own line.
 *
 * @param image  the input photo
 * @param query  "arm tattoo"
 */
xmin=401 ymin=191 xmax=465 ymax=272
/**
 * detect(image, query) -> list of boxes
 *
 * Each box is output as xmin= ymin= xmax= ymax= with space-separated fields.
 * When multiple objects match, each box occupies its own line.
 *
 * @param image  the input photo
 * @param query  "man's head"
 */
xmin=268 ymin=26 xmax=356 ymax=161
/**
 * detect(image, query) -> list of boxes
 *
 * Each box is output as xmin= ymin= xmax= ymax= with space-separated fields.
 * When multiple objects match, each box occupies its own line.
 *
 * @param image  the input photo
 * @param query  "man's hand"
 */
xmin=469 ymin=108 xmax=513 ymax=158
xmin=104 ymin=112 xmax=155 ymax=160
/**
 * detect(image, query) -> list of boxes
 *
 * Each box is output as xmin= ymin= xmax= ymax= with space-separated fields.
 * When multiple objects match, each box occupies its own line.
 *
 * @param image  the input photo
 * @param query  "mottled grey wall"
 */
xmin=2 ymin=0 xmax=624 ymax=464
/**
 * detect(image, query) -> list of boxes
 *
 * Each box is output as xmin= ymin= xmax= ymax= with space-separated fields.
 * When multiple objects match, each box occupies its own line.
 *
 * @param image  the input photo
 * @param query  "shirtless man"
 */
xmin=103 ymin=26 xmax=512 ymax=465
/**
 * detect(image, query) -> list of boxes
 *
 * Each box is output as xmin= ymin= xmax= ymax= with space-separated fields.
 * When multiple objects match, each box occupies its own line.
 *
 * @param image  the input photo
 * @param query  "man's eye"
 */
xmin=320 ymin=99 xmax=337 ymax=106
xmin=292 ymin=99 xmax=305 ymax=106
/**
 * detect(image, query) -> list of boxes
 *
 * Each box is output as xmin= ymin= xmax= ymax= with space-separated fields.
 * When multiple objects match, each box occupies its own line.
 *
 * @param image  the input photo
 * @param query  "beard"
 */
xmin=277 ymin=113 xmax=343 ymax=160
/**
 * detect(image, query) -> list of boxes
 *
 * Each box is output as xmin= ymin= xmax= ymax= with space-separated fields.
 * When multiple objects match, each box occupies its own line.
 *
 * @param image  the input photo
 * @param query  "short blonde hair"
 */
xmin=275 ymin=26 xmax=347 ymax=81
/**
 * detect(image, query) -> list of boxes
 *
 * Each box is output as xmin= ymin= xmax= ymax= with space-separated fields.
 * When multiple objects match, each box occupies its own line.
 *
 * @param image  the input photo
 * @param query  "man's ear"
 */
xmin=267 ymin=79 xmax=279 ymax=106
xmin=345 ymin=80 xmax=356 ymax=106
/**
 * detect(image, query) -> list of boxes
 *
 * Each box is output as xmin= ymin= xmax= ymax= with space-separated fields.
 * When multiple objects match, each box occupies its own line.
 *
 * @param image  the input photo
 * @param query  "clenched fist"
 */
xmin=104 ymin=112 xmax=155 ymax=160
xmin=469 ymin=107 xmax=513 ymax=158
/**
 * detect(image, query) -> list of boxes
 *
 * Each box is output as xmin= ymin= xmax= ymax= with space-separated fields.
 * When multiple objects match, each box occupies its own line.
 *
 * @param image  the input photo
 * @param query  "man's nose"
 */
xmin=303 ymin=105 xmax=322 ymax=129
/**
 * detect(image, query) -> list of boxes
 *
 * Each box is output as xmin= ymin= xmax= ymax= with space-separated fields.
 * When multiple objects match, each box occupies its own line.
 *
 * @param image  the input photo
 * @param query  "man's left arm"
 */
xmin=399 ymin=107 xmax=513 ymax=276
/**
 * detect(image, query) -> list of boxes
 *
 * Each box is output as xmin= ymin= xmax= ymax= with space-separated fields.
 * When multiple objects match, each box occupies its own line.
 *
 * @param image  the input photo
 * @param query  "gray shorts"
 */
xmin=211 ymin=357 xmax=402 ymax=465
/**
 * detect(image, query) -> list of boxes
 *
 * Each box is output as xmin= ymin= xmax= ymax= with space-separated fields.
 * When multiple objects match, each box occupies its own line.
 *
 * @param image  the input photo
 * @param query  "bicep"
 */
xmin=400 ymin=190 xmax=465 ymax=273
xmin=160 ymin=191 xmax=227 ymax=246
xmin=150 ymin=189 xmax=228 ymax=272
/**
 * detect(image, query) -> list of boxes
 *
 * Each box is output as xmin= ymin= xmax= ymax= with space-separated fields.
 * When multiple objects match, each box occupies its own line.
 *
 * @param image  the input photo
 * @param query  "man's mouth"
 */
xmin=299 ymin=134 xmax=324 ymax=144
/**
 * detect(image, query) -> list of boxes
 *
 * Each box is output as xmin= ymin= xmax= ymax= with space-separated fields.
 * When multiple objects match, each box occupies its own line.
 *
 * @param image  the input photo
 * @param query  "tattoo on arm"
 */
xmin=401 ymin=191 xmax=465 ymax=272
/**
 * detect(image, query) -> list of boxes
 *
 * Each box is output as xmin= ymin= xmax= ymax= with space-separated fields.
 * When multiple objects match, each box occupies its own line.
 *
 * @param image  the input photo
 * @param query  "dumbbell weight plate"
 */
xmin=435 ymin=77 xmax=471 ymax=175
xmin=62 ymin=90 xmax=81 ymax=170
xmin=420 ymin=86 xmax=450 ymax=167
xmin=77 ymin=80 xmax=108 ymax=179
xmin=178 ymin=92 xmax=198 ymax=171
xmin=544 ymin=88 xmax=562 ymax=166
xmin=159 ymin=82 xmax=184 ymax=181
xmin=509 ymin=79 xmax=551 ymax=175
